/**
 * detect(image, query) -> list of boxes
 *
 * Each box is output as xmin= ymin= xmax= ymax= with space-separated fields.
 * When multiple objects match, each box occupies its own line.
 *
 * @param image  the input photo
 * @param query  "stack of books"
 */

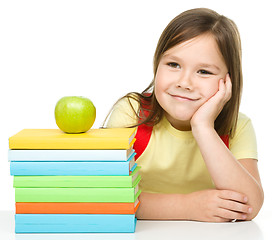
xmin=9 ymin=128 xmax=141 ymax=233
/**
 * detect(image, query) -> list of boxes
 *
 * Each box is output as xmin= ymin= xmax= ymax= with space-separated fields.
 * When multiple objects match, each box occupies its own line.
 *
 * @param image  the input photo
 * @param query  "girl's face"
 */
xmin=154 ymin=33 xmax=228 ymax=131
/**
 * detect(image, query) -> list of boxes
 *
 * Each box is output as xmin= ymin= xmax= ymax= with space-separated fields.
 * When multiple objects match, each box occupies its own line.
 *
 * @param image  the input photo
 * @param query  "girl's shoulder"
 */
xmin=105 ymin=93 xmax=140 ymax=128
xmin=230 ymin=112 xmax=258 ymax=160
xmin=232 ymin=112 xmax=256 ymax=140
xmin=115 ymin=93 xmax=141 ymax=111
xmin=236 ymin=112 xmax=253 ymax=128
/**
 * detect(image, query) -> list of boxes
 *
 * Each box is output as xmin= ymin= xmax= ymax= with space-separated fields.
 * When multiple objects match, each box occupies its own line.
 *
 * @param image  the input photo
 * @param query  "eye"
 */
xmin=167 ymin=62 xmax=181 ymax=69
xmin=198 ymin=69 xmax=213 ymax=75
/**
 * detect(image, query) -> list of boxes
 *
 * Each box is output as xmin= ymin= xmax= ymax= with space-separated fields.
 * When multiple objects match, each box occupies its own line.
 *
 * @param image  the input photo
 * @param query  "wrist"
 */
xmin=137 ymin=192 xmax=192 ymax=220
xmin=191 ymin=124 xmax=215 ymax=138
xmin=181 ymin=192 xmax=200 ymax=221
xmin=190 ymin=117 xmax=214 ymax=133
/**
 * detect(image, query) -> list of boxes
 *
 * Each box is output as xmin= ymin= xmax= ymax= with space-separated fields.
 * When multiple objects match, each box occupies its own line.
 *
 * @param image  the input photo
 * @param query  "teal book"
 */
xmin=10 ymin=153 xmax=136 ymax=176
xmin=15 ymin=214 xmax=137 ymax=233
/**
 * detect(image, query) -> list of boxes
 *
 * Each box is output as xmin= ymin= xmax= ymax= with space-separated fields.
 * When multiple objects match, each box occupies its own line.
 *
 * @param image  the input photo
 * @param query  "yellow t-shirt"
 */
xmin=106 ymin=97 xmax=258 ymax=194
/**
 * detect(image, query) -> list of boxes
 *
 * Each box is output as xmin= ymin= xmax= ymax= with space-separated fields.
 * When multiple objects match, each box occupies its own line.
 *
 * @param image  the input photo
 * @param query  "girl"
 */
xmin=104 ymin=8 xmax=264 ymax=222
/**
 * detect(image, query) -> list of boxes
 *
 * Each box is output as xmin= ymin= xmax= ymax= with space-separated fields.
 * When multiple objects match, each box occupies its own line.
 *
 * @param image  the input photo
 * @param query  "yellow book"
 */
xmin=9 ymin=128 xmax=136 ymax=150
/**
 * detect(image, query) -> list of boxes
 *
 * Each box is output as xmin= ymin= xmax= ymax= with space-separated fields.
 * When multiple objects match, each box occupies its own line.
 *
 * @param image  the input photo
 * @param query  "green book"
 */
xmin=14 ymin=167 xmax=141 ymax=188
xmin=15 ymin=179 xmax=141 ymax=203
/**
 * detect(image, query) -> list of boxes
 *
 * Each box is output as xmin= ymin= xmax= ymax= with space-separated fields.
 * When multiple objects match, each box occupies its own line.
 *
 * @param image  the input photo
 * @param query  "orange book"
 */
xmin=16 ymin=200 xmax=140 ymax=214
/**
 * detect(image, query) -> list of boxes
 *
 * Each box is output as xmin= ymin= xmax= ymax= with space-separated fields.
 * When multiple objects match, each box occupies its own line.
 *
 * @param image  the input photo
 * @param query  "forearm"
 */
xmin=136 ymin=192 xmax=189 ymax=220
xmin=192 ymin=127 xmax=264 ymax=218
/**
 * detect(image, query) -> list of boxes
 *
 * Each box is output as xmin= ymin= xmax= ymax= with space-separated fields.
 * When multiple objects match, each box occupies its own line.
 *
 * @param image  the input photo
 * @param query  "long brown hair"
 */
xmin=104 ymin=8 xmax=243 ymax=137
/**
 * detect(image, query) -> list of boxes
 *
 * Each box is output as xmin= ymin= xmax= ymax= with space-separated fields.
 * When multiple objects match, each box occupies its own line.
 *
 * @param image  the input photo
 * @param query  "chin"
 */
xmin=175 ymin=115 xmax=193 ymax=122
xmin=172 ymin=109 xmax=195 ymax=120
xmin=166 ymin=111 xmax=194 ymax=123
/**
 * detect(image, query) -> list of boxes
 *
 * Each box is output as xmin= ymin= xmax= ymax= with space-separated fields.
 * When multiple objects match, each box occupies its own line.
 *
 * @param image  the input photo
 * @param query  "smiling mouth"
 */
xmin=169 ymin=94 xmax=199 ymax=101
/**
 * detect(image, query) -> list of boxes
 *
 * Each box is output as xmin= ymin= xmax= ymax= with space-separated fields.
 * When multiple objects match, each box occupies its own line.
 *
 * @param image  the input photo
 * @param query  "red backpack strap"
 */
xmin=134 ymin=124 xmax=153 ymax=161
xmin=220 ymin=135 xmax=229 ymax=148
xmin=134 ymin=94 xmax=153 ymax=161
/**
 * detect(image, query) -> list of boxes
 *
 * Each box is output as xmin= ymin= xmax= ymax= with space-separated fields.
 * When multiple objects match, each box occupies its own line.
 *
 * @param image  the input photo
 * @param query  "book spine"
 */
xmin=13 ymin=168 xmax=141 ymax=188
xmin=15 ymin=202 xmax=140 ymax=214
xmin=8 ymin=149 xmax=134 ymax=161
xmin=15 ymin=188 xmax=139 ymax=202
xmin=15 ymin=214 xmax=136 ymax=233
xmin=13 ymin=175 xmax=131 ymax=188
xmin=10 ymin=160 xmax=136 ymax=176
xmin=9 ymin=137 xmax=136 ymax=150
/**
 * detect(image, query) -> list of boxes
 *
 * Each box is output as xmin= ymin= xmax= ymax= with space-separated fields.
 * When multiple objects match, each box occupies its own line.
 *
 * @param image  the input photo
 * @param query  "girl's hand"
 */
xmin=187 ymin=189 xmax=252 ymax=222
xmin=191 ymin=74 xmax=232 ymax=131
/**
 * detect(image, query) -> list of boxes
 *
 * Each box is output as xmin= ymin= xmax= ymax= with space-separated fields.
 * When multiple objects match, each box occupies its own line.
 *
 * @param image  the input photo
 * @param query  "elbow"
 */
xmin=247 ymin=188 xmax=264 ymax=221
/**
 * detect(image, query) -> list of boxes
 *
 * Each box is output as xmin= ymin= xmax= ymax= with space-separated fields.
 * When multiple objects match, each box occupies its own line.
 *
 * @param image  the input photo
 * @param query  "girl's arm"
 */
xmin=190 ymin=75 xmax=264 ymax=220
xmin=136 ymin=192 xmax=188 ymax=220
xmin=136 ymin=189 xmax=252 ymax=221
xmin=191 ymin=127 xmax=263 ymax=220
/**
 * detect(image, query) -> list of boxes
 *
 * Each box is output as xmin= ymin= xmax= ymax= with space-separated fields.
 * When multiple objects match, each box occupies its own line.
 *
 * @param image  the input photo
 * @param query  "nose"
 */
xmin=176 ymin=71 xmax=193 ymax=91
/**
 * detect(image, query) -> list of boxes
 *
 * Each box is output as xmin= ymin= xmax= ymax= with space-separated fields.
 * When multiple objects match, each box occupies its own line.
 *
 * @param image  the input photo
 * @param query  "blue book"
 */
xmin=10 ymin=153 xmax=136 ymax=176
xmin=15 ymin=214 xmax=137 ymax=233
xmin=8 ymin=148 xmax=135 ymax=161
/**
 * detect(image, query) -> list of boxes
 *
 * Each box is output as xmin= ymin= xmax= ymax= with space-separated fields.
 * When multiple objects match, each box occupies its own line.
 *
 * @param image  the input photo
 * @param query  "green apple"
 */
xmin=55 ymin=96 xmax=96 ymax=133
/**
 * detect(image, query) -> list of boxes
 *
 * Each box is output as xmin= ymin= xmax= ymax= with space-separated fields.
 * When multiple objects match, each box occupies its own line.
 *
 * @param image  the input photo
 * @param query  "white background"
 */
xmin=0 ymin=0 xmax=271 ymax=212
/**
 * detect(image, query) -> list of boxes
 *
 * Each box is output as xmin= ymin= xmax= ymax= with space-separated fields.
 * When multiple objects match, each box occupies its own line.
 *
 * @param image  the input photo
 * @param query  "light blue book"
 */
xmin=10 ymin=153 xmax=136 ymax=176
xmin=15 ymin=214 xmax=137 ymax=233
xmin=8 ymin=148 xmax=135 ymax=161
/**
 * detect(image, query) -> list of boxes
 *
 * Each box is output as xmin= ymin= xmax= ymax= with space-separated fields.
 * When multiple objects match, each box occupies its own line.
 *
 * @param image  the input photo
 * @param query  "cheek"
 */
xmin=154 ymin=77 xmax=164 ymax=106
xmin=154 ymin=73 xmax=170 ymax=112
xmin=199 ymin=80 xmax=219 ymax=100
xmin=154 ymin=69 xmax=168 ymax=95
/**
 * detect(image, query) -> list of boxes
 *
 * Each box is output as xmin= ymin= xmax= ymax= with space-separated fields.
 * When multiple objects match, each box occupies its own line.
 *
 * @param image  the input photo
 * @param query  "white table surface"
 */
xmin=0 ymin=208 xmax=271 ymax=240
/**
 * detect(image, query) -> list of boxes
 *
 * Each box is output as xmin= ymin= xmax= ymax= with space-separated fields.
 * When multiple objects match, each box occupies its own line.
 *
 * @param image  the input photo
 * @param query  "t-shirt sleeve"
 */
xmin=106 ymin=96 xmax=140 ymax=128
xmin=229 ymin=113 xmax=258 ymax=160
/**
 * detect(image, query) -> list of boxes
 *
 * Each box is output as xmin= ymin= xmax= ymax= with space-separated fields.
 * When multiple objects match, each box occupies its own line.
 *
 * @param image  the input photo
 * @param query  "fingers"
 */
xmin=219 ymin=189 xmax=248 ymax=203
xmin=217 ymin=190 xmax=252 ymax=221
xmin=217 ymin=208 xmax=247 ymax=221
xmin=192 ymin=189 xmax=251 ymax=223
xmin=218 ymin=73 xmax=232 ymax=103
xmin=224 ymin=73 xmax=232 ymax=102
xmin=222 ymin=200 xmax=252 ymax=214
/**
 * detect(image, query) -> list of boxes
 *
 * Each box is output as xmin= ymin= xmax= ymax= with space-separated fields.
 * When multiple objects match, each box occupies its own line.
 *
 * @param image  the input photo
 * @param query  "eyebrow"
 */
xmin=163 ymin=54 xmax=221 ymax=71
xmin=198 ymin=63 xmax=221 ymax=71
